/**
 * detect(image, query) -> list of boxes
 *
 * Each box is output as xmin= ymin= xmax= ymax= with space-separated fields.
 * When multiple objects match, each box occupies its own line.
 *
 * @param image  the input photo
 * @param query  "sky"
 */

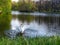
xmin=12 ymin=0 xmax=39 ymax=2
xmin=12 ymin=0 xmax=19 ymax=2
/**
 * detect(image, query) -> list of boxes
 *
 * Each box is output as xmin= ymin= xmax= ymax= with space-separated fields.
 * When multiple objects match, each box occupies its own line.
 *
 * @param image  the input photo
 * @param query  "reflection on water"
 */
xmin=11 ymin=13 xmax=60 ymax=37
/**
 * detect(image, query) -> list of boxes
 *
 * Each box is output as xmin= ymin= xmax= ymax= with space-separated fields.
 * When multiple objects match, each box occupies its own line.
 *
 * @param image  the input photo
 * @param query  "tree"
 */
xmin=12 ymin=1 xmax=18 ymax=10
xmin=0 ymin=0 xmax=11 ymax=35
xmin=18 ymin=0 xmax=37 ymax=12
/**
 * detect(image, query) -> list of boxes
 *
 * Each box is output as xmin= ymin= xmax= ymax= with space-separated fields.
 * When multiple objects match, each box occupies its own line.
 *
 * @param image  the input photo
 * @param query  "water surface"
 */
xmin=11 ymin=11 xmax=60 ymax=37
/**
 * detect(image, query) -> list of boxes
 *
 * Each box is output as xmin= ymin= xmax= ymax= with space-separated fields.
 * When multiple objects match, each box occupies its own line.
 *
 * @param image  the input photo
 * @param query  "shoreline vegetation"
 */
xmin=12 ymin=0 xmax=60 ymax=14
xmin=0 ymin=0 xmax=11 ymax=35
xmin=0 ymin=36 xmax=60 ymax=45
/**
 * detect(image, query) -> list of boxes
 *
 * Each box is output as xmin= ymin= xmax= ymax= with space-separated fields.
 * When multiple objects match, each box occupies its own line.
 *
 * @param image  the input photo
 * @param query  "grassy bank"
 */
xmin=0 ymin=36 xmax=60 ymax=45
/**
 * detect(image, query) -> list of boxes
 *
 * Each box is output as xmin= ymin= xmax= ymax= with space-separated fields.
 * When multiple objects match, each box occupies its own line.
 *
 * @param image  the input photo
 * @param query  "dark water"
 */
xmin=11 ymin=11 xmax=60 ymax=37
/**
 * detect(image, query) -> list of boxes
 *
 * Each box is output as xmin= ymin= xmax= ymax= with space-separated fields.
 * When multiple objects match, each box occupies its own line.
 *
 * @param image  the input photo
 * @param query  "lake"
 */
xmin=11 ymin=11 xmax=60 ymax=37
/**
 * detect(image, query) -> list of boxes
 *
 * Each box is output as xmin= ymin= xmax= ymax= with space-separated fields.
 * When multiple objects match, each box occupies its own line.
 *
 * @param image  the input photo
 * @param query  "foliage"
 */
xmin=36 ymin=1 xmax=60 ymax=13
xmin=12 ymin=1 xmax=37 ymax=12
xmin=18 ymin=2 xmax=37 ymax=12
xmin=12 ymin=2 xmax=18 ymax=11
xmin=0 ymin=0 xmax=11 ymax=35
xmin=12 ymin=0 xmax=60 ymax=13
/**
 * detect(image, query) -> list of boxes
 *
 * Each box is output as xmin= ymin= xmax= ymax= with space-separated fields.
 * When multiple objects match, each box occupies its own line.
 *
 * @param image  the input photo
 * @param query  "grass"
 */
xmin=0 ymin=36 xmax=60 ymax=45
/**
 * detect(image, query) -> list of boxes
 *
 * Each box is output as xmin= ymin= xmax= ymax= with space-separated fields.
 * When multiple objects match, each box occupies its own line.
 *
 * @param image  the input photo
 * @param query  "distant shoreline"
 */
xmin=12 ymin=11 xmax=60 ymax=17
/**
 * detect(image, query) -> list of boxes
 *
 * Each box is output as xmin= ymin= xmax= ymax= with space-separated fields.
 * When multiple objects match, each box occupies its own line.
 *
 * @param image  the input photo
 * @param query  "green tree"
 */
xmin=12 ymin=1 xmax=18 ymax=10
xmin=0 ymin=0 xmax=11 ymax=35
xmin=18 ymin=0 xmax=37 ymax=12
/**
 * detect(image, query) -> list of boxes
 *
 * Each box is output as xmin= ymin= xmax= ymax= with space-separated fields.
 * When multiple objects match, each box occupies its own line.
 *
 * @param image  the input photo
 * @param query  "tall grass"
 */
xmin=0 ymin=36 xmax=60 ymax=45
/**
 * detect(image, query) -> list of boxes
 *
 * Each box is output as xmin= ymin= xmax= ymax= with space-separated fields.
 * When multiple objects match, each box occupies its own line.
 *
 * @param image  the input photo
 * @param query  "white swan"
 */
xmin=20 ymin=24 xmax=30 ymax=33
xmin=4 ymin=24 xmax=29 ymax=38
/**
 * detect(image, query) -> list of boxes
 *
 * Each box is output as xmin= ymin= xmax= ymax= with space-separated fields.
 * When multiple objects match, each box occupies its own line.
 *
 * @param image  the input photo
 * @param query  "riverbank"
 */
xmin=0 ymin=36 xmax=60 ymax=45
xmin=12 ymin=11 xmax=60 ymax=14
xmin=12 ymin=11 xmax=60 ymax=17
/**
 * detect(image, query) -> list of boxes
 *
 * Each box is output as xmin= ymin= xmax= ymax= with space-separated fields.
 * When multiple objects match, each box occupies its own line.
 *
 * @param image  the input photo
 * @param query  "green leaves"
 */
xmin=18 ymin=2 xmax=37 ymax=12
xmin=0 ymin=0 xmax=11 ymax=35
xmin=12 ymin=1 xmax=37 ymax=12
